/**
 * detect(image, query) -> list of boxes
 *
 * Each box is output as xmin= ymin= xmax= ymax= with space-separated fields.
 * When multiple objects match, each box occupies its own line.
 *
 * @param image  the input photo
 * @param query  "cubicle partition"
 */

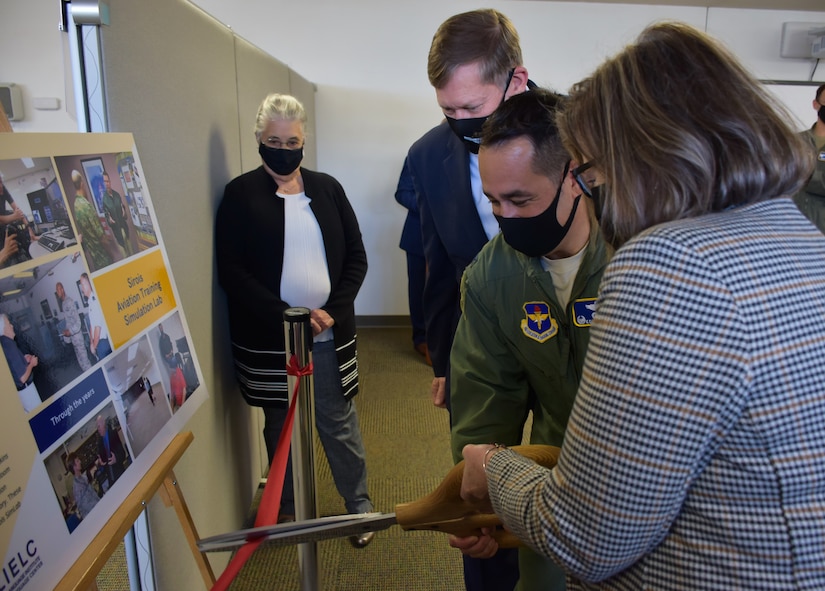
xmin=92 ymin=0 xmax=315 ymax=587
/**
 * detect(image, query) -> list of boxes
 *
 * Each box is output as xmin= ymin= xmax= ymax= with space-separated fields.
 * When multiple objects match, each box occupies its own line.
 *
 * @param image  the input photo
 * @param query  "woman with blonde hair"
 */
xmin=216 ymin=93 xmax=374 ymax=546
xmin=457 ymin=23 xmax=825 ymax=589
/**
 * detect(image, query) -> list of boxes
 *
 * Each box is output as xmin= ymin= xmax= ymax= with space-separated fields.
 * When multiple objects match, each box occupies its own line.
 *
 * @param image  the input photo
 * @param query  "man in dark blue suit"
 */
xmin=394 ymin=156 xmax=429 ymax=364
xmin=406 ymin=8 xmax=530 ymax=411
xmin=405 ymin=8 xmax=532 ymax=591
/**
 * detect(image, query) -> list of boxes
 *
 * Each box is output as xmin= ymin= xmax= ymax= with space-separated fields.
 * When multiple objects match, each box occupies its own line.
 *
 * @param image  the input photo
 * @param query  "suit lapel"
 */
xmin=442 ymin=140 xmax=489 ymax=248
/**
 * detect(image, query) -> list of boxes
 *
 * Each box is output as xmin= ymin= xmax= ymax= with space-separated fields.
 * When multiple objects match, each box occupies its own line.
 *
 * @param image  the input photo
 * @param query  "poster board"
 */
xmin=0 ymin=133 xmax=207 ymax=591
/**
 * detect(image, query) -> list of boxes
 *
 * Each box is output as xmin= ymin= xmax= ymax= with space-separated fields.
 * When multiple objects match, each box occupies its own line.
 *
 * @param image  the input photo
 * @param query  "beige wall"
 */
xmin=96 ymin=1 xmax=318 ymax=587
xmin=190 ymin=0 xmax=825 ymax=318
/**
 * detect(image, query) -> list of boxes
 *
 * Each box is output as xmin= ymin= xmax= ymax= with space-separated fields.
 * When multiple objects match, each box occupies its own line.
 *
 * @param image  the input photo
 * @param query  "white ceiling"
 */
xmin=528 ymin=0 xmax=824 ymax=10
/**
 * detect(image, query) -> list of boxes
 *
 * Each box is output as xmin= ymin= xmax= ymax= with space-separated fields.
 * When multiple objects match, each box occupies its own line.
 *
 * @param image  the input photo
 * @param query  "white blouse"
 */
xmin=279 ymin=190 xmax=333 ymax=342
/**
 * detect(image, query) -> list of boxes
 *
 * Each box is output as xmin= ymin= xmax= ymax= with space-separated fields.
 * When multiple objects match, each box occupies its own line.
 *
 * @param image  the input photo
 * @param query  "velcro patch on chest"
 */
xmin=572 ymin=298 xmax=597 ymax=327
xmin=521 ymin=301 xmax=558 ymax=343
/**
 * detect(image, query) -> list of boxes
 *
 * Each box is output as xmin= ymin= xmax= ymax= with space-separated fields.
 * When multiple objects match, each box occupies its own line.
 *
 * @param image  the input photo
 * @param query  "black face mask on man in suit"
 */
xmin=445 ymin=69 xmax=515 ymax=154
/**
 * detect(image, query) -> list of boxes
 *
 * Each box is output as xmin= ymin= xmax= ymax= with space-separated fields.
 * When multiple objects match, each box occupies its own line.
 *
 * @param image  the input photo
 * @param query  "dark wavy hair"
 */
xmin=480 ymin=88 xmax=570 ymax=179
xmin=557 ymin=22 xmax=813 ymax=248
xmin=427 ymin=9 xmax=522 ymax=89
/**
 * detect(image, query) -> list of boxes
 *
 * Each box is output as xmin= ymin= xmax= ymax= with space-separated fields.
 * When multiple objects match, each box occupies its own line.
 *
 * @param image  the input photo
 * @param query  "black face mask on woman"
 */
xmin=495 ymin=162 xmax=581 ymax=258
xmin=259 ymin=143 xmax=304 ymax=176
xmin=446 ymin=69 xmax=515 ymax=154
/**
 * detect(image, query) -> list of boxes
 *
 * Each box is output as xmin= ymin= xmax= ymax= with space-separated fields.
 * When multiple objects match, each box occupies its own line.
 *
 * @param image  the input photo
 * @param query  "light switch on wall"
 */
xmin=32 ymin=97 xmax=61 ymax=111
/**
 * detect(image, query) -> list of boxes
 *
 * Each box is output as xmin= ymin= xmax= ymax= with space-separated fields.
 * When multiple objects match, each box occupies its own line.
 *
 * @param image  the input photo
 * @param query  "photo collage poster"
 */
xmin=0 ymin=133 xmax=208 ymax=590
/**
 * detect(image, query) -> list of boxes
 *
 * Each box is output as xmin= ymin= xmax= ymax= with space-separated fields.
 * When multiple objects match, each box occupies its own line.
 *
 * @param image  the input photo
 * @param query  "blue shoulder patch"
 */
xmin=572 ymin=298 xmax=597 ymax=327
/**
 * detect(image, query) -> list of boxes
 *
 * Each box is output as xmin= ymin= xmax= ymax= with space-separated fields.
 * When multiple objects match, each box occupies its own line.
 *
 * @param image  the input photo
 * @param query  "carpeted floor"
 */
xmin=96 ymin=326 xmax=464 ymax=590
xmin=97 ymin=540 xmax=130 ymax=589
xmin=226 ymin=326 xmax=464 ymax=590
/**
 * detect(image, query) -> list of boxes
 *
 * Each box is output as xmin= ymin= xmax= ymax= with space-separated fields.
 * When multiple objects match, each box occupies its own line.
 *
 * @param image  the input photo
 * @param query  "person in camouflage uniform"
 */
xmin=71 ymin=170 xmax=113 ymax=272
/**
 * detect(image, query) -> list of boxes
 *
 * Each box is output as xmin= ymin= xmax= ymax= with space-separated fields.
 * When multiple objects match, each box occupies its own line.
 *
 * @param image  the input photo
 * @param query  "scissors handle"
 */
xmin=395 ymin=444 xmax=560 ymax=547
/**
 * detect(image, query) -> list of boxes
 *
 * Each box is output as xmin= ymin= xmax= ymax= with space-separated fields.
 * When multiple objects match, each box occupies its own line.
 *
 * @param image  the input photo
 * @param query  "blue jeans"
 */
xmin=264 ymin=339 xmax=373 ymax=515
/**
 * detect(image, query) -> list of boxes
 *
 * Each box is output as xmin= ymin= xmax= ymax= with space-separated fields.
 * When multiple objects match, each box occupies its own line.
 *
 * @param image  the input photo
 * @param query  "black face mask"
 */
xmin=259 ymin=143 xmax=304 ymax=176
xmin=445 ymin=69 xmax=515 ymax=154
xmin=818 ymin=104 xmax=825 ymax=125
xmin=495 ymin=162 xmax=581 ymax=257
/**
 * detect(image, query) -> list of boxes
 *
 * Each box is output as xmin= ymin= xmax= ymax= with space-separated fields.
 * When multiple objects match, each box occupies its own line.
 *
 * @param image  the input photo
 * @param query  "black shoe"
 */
xmin=348 ymin=531 xmax=374 ymax=548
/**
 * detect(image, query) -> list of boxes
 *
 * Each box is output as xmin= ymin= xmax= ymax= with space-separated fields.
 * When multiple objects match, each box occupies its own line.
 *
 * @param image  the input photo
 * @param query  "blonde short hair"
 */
xmin=71 ymin=170 xmax=83 ymax=189
xmin=253 ymin=94 xmax=306 ymax=140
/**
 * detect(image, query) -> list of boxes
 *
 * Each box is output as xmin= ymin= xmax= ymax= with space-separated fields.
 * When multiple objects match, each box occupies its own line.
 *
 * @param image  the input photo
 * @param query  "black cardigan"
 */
xmin=216 ymin=166 xmax=367 ymax=406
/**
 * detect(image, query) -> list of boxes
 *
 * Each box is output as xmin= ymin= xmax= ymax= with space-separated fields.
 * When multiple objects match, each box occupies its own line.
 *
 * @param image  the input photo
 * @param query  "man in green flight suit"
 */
xmin=71 ymin=170 xmax=113 ymax=272
xmin=448 ymin=89 xmax=611 ymax=591
xmin=793 ymin=83 xmax=825 ymax=233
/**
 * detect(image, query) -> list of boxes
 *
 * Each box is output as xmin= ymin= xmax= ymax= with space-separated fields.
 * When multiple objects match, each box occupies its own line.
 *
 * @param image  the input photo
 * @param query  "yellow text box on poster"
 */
xmin=94 ymin=249 xmax=177 ymax=349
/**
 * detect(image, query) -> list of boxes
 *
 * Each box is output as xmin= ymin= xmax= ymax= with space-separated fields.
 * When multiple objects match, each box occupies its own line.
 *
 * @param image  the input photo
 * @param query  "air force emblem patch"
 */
xmin=573 ymin=298 xmax=597 ymax=327
xmin=521 ymin=302 xmax=558 ymax=343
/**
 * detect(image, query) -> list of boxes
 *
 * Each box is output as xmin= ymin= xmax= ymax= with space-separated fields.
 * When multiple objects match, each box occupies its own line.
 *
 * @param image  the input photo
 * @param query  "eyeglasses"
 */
xmin=571 ymin=161 xmax=595 ymax=198
xmin=263 ymin=138 xmax=303 ymax=150
xmin=571 ymin=160 xmax=606 ymax=221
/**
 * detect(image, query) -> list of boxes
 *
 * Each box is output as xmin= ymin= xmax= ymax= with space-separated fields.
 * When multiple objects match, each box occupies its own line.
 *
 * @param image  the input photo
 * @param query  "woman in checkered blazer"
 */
xmin=458 ymin=22 xmax=824 ymax=591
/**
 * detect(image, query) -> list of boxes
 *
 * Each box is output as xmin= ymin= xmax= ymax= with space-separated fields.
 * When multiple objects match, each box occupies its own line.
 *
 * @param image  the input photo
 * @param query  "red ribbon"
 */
xmin=210 ymin=354 xmax=313 ymax=591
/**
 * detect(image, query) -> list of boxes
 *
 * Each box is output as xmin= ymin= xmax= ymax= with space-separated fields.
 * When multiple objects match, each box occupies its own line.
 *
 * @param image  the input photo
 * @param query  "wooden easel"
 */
xmin=55 ymin=431 xmax=216 ymax=591
xmin=1 ymin=109 xmax=212 ymax=591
